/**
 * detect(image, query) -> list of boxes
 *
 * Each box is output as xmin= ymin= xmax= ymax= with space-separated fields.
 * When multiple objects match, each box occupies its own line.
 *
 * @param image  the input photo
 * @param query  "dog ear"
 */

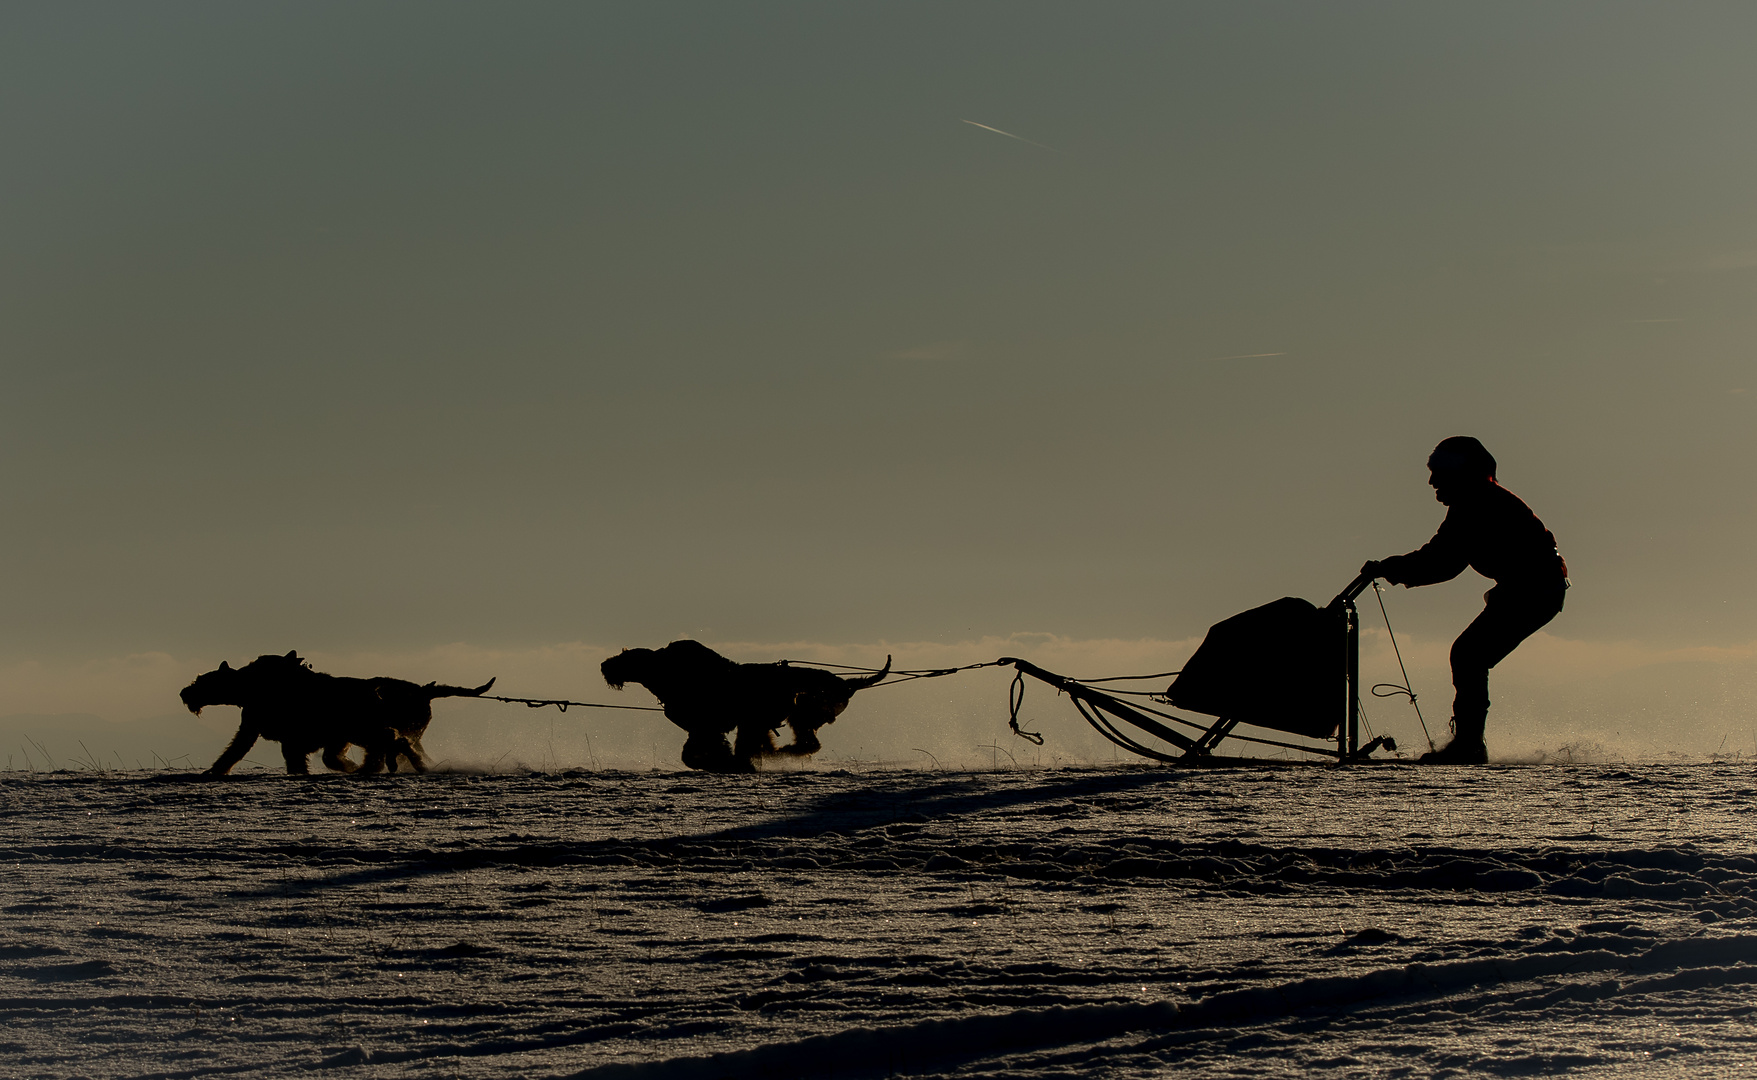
xmin=219 ymin=660 xmax=230 ymax=671
xmin=284 ymin=650 xmax=298 ymax=660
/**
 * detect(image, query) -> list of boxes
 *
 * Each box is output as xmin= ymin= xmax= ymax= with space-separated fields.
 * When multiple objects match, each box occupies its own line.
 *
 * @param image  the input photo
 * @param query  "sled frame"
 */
xmin=1002 ymin=571 xmax=1382 ymax=764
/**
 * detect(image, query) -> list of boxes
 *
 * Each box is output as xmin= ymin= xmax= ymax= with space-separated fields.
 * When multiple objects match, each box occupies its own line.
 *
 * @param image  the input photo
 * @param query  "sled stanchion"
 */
xmin=1327 ymin=571 xmax=1375 ymax=764
xmin=1346 ymin=598 xmax=1360 ymax=760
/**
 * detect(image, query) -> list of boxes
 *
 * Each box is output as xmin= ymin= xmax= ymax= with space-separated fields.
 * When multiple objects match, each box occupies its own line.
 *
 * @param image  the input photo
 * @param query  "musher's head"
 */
xmin=1427 ymin=436 xmax=1495 ymax=504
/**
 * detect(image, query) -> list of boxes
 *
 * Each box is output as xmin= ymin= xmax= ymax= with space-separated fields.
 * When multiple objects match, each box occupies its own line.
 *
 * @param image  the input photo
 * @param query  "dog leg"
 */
xmin=357 ymin=746 xmax=386 ymax=775
xmin=206 ymin=726 xmax=260 ymax=776
xmin=322 ymin=745 xmax=360 ymax=773
xmin=682 ymin=732 xmax=749 ymax=773
xmin=775 ymin=719 xmax=824 ymax=757
xmin=357 ymin=729 xmax=403 ymax=775
xmin=394 ymin=736 xmax=426 ymax=774
xmin=733 ymin=723 xmax=779 ymax=764
xmin=378 ymin=735 xmax=415 ymax=774
xmin=281 ymin=743 xmax=312 ymax=775
xmin=394 ymin=736 xmax=427 ymax=774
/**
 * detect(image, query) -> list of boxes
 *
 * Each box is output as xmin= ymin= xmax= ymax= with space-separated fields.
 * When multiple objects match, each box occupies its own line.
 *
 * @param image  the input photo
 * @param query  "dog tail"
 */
xmin=422 ymin=677 xmax=496 ymax=700
xmin=842 ymin=657 xmax=892 ymax=691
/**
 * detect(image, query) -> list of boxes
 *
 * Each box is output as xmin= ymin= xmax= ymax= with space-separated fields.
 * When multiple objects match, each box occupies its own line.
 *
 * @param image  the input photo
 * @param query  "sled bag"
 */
xmin=1164 ymin=597 xmax=1341 ymax=740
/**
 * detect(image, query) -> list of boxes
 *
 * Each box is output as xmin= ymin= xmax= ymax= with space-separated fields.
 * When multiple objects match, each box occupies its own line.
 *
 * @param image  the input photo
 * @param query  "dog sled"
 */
xmin=1003 ymin=571 xmax=1399 ymax=764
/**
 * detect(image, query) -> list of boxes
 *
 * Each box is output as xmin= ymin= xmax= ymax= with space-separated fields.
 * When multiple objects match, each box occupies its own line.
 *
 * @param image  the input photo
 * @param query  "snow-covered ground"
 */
xmin=5 ymin=763 xmax=1756 ymax=1077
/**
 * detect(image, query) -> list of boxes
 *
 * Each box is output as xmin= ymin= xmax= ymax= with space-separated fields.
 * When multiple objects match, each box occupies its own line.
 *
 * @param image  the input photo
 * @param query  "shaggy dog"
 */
xmin=600 ymin=640 xmax=889 ymax=773
xmin=180 ymin=651 xmax=495 ymax=776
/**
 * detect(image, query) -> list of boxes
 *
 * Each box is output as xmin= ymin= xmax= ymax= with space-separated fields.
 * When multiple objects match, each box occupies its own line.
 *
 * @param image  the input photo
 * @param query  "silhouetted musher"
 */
xmin=1362 ymin=437 xmax=1567 ymax=764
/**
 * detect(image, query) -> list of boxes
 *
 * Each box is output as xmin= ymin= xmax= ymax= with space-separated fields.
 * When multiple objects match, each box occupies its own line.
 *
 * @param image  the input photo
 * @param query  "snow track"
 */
xmin=3 ymin=764 xmax=1755 ymax=1077
xmin=578 ymin=937 xmax=1757 ymax=1079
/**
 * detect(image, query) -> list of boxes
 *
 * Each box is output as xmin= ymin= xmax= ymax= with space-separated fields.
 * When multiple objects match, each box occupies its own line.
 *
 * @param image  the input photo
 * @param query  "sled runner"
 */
xmin=1003 ymin=571 xmax=1396 ymax=764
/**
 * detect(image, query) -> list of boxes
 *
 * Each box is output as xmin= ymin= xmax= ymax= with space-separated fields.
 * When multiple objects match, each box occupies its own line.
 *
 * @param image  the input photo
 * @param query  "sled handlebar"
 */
xmin=1329 ymin=570 xmax=1376 ymax=610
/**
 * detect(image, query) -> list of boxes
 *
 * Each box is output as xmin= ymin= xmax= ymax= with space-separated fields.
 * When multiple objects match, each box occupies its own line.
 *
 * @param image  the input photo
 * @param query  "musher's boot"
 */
xmin=1419 ymin=719 xmax=1487 ymax=764
xmin=1418 ymin=737 xmax=1488 ymax=764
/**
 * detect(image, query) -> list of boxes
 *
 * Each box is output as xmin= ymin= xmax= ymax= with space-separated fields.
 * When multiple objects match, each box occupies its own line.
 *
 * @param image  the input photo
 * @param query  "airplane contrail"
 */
xmin=1204 ymin=352 xmax=1289 ymax=362
xmin=960 ymin=119 xmax=1055 ymax=151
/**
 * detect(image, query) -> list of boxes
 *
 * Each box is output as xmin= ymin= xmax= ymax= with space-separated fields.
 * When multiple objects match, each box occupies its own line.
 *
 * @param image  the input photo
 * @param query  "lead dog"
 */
xmin=180 ymin=651 xmax=494 ymax=775
xmin=601 ymin=640 xmax=889 ymax=772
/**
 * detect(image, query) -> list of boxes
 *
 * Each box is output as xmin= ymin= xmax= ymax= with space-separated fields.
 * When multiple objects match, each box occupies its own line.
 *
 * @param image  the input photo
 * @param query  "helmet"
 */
xmin=1428 ymin=436 xmax=1496 ymax=480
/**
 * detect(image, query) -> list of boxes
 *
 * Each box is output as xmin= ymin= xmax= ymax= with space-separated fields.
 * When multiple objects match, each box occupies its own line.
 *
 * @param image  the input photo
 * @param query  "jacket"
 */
xmin=1380 ymin=481 xmax=1567 ymax=588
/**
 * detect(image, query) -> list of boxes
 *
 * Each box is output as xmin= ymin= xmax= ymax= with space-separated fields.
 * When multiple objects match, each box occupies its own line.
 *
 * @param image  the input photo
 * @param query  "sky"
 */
xmin=3 ymin=3 xmax=1754 ymax=766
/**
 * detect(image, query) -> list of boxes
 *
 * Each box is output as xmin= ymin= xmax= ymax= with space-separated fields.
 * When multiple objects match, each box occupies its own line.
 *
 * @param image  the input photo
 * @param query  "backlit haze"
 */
xmin=4 ymin=3 xmax=1754 ymax=768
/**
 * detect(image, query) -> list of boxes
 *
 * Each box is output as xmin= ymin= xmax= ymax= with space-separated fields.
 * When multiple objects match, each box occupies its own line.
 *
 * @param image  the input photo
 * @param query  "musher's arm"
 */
xmin=1365 ymin=513 xmax=1469 ymax=588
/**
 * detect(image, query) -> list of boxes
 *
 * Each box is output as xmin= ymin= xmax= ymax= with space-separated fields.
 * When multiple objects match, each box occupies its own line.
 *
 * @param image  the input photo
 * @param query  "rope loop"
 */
xmin=1007 ymin=671 xmax=1046 ymax=745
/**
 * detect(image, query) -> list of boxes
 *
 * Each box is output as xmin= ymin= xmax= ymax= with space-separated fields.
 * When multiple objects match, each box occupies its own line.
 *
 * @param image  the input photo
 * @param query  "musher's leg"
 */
xmin=1426 ymin=584 xmax=1565 ymax=763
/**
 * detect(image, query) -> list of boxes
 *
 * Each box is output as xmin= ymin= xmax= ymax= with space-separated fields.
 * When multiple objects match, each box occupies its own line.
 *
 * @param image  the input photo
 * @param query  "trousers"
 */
xmin=1450 ymin=581 xmax=1567 ymax=736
